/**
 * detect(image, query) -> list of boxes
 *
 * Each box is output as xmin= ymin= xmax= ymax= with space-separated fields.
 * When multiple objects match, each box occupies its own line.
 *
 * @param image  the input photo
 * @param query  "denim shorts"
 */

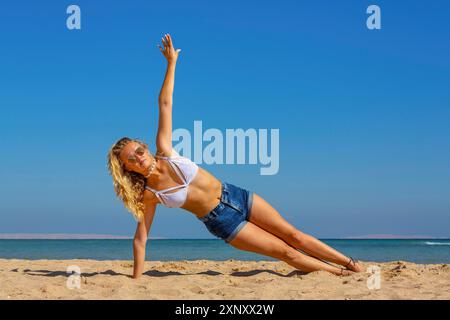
xmin=197 ymin=181 xmax=254 ymax=243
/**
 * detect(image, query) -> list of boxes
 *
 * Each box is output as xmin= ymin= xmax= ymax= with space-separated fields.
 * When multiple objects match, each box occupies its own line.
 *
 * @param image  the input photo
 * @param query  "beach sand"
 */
xmin=0 ymin=259 xmax=449 ymax=300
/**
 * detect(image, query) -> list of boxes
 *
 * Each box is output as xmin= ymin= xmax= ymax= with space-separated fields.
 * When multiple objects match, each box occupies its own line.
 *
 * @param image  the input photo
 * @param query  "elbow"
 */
xmin=158 ymin=99 xmax=172 ymax=108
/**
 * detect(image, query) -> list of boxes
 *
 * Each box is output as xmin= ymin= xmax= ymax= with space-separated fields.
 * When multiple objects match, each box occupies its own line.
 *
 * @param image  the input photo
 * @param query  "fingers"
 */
xmin=162 ymin=33 xmax=174 ymax=50
xmin=158 ymin=33 xmax=180 ymax=57
xmin=161 ymin=36 xmax=168 ymax=50
xmin=165 ymin=33 xmax=173 ymax=48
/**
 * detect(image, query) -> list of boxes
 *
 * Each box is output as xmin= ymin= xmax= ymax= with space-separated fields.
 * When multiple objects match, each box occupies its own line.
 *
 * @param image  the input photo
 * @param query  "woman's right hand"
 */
xmin=157 ymin=33 xmax=181 ymax=64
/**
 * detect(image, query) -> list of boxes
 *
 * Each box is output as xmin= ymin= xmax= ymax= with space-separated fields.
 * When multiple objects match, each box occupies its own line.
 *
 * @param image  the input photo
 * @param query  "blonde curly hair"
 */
xmin=107 ymin=137 xmax=153 ymax=222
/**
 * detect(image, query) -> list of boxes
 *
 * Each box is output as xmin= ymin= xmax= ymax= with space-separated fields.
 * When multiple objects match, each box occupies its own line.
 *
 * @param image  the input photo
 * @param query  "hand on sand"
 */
xmin=340 ymin=269 xmax=355 ymax=276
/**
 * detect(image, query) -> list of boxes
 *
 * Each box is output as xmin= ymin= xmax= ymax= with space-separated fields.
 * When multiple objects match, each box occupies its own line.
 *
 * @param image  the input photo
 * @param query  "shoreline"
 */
xmin=1 ymin=258 xmax=448 ymax=300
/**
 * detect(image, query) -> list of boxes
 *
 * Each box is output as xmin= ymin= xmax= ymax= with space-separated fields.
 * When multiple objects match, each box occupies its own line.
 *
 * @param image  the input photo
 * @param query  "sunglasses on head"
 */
xmin=127 ymin=146 xmax=146 ymax=164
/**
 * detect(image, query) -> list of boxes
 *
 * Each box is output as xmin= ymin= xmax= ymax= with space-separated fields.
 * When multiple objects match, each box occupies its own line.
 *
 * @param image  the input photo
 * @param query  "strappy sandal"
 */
xmin=345 ymin=256 xmax=357 ymax=270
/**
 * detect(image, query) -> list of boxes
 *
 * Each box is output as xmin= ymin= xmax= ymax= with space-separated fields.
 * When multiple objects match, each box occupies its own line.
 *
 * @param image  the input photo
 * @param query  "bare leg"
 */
xmin=228 ymin=222 xmax=354 ymax=276
xmin=248 ymin=194 xmax=364 ymax=272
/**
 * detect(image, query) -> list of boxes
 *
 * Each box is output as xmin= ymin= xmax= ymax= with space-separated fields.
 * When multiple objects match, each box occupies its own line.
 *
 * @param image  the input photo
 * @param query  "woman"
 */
xmin=107 ymin=33 xmax=364 ymax=279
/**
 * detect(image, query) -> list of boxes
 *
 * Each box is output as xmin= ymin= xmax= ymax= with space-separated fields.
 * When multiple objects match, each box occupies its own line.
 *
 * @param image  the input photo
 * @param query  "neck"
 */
xmin=144 ymin=156 xmax=158 ymax=179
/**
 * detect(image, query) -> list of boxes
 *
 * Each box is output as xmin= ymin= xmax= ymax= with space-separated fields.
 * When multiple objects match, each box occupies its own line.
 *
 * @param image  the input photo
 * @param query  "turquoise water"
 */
xmin=0 ymin=239 xmax=449 ymax=263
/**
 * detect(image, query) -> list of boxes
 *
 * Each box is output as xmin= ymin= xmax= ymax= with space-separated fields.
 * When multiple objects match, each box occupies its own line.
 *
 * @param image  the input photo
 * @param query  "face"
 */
xmin=119 ymin=142 xmax=151 ymax=174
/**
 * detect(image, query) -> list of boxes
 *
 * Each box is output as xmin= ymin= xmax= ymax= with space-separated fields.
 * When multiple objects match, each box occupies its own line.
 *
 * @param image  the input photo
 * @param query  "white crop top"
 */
xmin=144 ymin=149 xmax=199 ymax=208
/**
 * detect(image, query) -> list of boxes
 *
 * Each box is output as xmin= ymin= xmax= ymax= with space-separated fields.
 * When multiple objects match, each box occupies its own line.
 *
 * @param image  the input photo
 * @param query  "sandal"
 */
xmin=345 ymin=257 xmax=356 ymax=269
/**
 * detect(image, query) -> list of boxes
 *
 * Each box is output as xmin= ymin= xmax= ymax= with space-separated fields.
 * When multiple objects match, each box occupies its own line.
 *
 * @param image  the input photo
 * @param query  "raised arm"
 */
xmin=132 ymin=199 xmax=157 ymax=279
xmin=156 ymin=33 xmax=181 ymax=156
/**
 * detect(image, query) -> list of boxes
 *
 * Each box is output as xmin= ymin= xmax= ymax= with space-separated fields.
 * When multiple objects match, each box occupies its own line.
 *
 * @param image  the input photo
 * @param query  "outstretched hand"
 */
xmin=157 ymin=33 xmax=181 ymax=64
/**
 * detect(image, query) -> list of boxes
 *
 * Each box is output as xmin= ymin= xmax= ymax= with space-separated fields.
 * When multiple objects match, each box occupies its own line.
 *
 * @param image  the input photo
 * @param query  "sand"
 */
xmin=0 ymin=259 xmax=449 ymax=300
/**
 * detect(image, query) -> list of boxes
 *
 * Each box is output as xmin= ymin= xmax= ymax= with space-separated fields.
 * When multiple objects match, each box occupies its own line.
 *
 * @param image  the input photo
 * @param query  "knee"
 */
xmin=289 ymin=230 xmax=308 ymax=247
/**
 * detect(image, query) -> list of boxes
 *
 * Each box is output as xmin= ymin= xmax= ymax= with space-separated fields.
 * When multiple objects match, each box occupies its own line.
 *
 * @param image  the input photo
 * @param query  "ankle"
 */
xmin=344 ymin=257 xmax=355 ymax=268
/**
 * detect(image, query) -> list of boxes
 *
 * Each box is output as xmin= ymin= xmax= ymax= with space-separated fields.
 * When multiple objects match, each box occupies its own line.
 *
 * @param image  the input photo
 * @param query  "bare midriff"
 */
xmin=180 ymin=167 xmax=222 ymax=219
xmin=145 ymin=164 xmax=222 ymax=219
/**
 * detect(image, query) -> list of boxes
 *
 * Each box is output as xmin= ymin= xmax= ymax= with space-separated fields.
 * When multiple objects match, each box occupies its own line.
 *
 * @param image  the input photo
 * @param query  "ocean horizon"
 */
xmin=0 ymin=238 xmax=449 ymax=264
xmin=0 ymin=233 xmax=447 ymax=239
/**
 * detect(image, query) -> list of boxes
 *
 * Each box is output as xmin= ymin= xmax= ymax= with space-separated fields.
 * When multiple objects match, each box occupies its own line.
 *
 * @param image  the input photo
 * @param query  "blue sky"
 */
xmin=0 ymin=0 xmax=449 ymax=238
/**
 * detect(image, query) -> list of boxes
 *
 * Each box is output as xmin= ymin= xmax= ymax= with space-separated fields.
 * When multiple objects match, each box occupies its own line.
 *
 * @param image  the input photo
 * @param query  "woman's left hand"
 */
xmin=157 ymin=33 xmax=181 ymax=64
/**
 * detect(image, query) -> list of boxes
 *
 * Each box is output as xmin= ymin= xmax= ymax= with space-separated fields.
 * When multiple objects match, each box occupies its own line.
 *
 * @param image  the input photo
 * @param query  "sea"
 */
xmin=0 ymin=239 xmax=449 ymax=263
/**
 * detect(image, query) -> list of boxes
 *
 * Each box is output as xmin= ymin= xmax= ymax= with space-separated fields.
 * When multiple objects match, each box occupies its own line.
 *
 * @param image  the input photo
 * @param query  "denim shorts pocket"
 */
xmin=223 ymin=201 xmax=244 ymax=217
xmin=221 ymin=186 xmax=242 ymax=212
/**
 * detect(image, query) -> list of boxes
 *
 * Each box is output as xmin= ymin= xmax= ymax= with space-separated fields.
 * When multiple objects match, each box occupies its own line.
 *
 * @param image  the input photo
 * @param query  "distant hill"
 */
xmin=342 ymin=234 xmax=447 ymax=239
xmin=0 ymin=233 xmax=165 ymax=240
